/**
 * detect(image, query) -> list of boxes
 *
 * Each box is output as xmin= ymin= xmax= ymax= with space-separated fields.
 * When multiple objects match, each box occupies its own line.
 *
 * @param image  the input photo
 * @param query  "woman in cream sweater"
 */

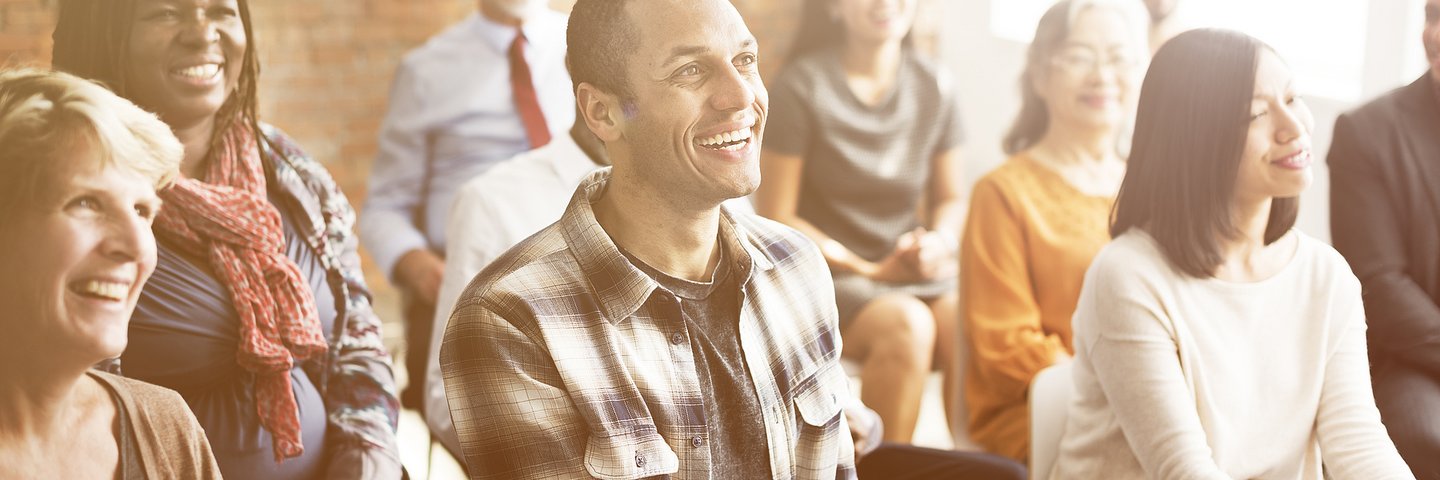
xmin=1052 ymin=29 xmax=1412 ymax=479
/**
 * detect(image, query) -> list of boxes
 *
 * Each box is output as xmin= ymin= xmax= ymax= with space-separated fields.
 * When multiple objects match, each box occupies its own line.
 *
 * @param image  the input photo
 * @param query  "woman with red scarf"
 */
xmin=51 ymin=0 xmax=402 ymax=478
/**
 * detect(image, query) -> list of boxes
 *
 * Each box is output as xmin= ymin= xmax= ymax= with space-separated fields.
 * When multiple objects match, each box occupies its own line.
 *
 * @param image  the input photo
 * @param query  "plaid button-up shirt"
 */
xmin=441 ymin=168 xmax=857 ymax=479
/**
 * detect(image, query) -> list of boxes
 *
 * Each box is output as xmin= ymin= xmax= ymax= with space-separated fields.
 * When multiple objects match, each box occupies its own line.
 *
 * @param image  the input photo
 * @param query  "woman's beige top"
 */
xmin=1053 ymin=230 xmax=1412 ymax=479
xmin=960 ymin=154 xmax=1115 ymax=460
xmin=90 ymin=371 xmax=222 ymax=479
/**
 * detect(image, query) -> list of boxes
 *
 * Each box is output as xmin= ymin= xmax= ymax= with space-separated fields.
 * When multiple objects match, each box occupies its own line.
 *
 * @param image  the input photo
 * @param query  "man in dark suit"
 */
xmin=1329 ymin=1 xmax=1440 ymax=475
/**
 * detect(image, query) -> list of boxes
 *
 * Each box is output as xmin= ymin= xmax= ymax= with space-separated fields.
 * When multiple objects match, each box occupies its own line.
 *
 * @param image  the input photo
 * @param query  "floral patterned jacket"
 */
xmin=260 ymin=123 xmax=402 ymax=478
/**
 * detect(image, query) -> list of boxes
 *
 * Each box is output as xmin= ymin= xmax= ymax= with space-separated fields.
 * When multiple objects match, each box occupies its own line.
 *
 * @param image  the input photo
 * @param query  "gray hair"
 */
xmin=1004 ymin=0 xmax=1150 ymax=155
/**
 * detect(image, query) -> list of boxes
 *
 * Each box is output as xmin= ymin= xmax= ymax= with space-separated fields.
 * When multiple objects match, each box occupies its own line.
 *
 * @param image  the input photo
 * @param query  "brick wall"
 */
xmin=0 ymin=0 xmax=57 ymax=66
xmin=0 ymin=0 xmax=475 ymax=214
xmin=247 ymin=0 xmax=475 ymax=196
xmin=0 ymin=0 xmax=939 ymax=300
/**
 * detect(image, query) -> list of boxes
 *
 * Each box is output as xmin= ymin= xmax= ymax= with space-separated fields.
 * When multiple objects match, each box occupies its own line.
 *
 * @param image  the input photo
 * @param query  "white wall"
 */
xmin=938 ymin=0 xmax=1429 ymax=244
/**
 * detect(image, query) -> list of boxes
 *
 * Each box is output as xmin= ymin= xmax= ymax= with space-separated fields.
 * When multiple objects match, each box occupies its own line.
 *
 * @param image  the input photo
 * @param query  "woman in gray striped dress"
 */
xmin=756 ymin=0 xmax=966 ymax=446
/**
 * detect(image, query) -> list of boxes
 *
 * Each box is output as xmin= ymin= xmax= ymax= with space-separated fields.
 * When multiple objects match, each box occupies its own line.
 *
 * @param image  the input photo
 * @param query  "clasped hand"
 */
xmin=866 ymin=227 xmax=957 ymax=283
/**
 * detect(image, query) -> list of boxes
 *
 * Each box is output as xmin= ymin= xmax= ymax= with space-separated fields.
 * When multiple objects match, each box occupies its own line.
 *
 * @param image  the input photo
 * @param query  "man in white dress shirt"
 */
xmin=359 ymin=0 xmax=575 ymax=410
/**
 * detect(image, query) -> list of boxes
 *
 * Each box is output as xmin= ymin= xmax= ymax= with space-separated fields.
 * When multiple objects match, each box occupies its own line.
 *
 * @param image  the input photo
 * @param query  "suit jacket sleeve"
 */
xmin=1328 ymin=111 xmax=1440 ymax=373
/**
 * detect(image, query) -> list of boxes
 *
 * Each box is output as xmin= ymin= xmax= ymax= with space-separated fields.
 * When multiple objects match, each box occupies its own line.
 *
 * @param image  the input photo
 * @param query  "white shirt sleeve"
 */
xmin=426 ymin=178 xmax=508 ymax=454
xmin=359 ymin=59 xmax=434 ymax=281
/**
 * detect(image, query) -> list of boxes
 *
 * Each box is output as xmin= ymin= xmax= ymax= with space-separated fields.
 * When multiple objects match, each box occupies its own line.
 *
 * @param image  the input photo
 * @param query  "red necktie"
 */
xmin=509 ymin=30 xmax=551 ymax=149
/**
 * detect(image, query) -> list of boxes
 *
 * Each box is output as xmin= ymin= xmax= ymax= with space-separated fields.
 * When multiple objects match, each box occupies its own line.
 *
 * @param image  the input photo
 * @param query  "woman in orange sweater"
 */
xmin=960 ymin=0 xmax=1148 ymax=461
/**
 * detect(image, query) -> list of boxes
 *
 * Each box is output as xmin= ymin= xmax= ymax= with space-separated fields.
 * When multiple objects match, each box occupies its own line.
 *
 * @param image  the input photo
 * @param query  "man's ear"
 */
xmin=576 ymin=83 xmax=624 ymax=143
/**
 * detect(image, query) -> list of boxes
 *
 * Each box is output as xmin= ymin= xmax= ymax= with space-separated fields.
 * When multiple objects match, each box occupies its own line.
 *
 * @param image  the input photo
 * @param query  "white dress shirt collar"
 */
xmin=470 ymin=10 xmax=564 ymax=55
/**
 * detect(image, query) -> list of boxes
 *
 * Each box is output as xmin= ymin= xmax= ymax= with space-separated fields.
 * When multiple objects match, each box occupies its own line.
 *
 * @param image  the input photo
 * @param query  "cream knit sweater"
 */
xmin=1052 ymin=230 xmax=1413 ymax=480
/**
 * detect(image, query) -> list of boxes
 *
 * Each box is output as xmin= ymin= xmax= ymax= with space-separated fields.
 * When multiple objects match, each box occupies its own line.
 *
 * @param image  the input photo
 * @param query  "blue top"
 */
xmin=123 ymin=189 xmax=338 ymax=480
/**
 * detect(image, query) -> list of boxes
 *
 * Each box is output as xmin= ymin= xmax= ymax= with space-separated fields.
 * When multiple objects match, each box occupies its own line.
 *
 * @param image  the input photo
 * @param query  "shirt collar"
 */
xmin=558 ymin=168 xmax=775 ymax=323
xmin=470 ymin=10 xmax=559 ymax=55
xmin=545 ymin=134 xmax=599 ymax=181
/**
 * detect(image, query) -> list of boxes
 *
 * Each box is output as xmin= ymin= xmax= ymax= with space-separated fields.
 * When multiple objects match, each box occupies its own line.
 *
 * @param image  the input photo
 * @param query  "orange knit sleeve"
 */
xmin=961 ymin=175 xmax=1069 ymax=401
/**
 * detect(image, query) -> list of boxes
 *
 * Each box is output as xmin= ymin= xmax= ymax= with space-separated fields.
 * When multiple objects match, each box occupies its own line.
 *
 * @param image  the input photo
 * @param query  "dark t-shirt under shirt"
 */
xmin=623 ymin=247 xmax=771 ymax=479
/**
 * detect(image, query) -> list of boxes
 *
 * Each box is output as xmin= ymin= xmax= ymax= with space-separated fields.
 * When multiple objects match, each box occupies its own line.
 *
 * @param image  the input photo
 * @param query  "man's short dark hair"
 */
xmin=567 ymin=0 xmax=639 ymax=100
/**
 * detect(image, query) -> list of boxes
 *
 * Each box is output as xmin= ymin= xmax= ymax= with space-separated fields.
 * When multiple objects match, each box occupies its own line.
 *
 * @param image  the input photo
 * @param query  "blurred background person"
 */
xmin=961 ymin=0 xmax=1147 ymax=461
xmin=1328 ymin=0 xmax=1440 ymax=475
xmin=1056 ymin=28 xmax=1411 ymax=479
xmin=359 ymin=0 xmax=574 ymax=414
xmin=1142 ymin=0 xmax=1186 ymax=52
xmin=51 ymin=0 xmax=402 ymax=477
xmin=757 ymin=0 xmax=967 ymax=444
xmin=0 ymin=68 xmax=219 ymax=479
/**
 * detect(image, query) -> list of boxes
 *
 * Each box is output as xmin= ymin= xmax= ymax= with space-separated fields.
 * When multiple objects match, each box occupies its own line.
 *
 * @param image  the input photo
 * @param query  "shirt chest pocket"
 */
xmin=584 ymin=428 xmax=679 ymax=480
xmin=788 ymin=361 xmax=849 ymax=467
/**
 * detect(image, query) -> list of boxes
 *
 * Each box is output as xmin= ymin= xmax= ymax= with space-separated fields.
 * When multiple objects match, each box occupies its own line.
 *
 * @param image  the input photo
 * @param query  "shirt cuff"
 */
xmin=360 ymin=214 xmax=432 ymax=283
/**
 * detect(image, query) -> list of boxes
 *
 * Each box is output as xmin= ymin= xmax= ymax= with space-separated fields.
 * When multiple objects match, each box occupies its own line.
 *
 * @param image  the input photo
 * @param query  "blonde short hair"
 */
xmin=0 ymin=68 xmax=181 ymax=219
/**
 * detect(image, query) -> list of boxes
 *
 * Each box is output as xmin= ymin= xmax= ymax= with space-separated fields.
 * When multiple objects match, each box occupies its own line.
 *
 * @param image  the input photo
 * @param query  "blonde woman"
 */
xmin=0 ymin=69 xmax=219 ymax=479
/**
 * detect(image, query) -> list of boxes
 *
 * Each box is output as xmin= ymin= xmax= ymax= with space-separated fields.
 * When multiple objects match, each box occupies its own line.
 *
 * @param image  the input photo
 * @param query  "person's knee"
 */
xmin=928 ymin=292 xmax=959 ymax=319
xmin=929 ymin=299 xmax=961 ymax=351
xmin=867 ymin=295 xmax=937 ymax=367
xmin=882 ymin=296 xmax=937 ymax=345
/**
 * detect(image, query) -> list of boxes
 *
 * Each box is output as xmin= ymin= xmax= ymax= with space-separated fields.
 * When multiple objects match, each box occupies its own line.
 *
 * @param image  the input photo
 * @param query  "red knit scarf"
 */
xmin=154 ymin=122 xmax=327 ymax=462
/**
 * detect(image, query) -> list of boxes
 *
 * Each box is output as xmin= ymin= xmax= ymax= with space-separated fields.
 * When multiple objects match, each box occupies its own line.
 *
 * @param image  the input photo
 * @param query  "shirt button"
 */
xmin=635 ymin=452 xmax=646 ymax=468
xmin=670 ymin=332 xmax=685 ymax=345
xmin=692 ymin=436 xmax=704 ymax=448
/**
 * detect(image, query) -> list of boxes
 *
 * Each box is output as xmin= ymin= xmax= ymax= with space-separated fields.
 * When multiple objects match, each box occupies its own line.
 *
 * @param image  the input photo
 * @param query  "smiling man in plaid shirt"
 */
xmin=438 ymin=0 xmax=861 ymax=478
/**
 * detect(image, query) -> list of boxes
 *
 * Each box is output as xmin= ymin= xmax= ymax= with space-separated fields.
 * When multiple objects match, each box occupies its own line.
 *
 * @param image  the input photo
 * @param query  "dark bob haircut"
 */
xmin=1110 ymin=28 xmax=1296 ymax=278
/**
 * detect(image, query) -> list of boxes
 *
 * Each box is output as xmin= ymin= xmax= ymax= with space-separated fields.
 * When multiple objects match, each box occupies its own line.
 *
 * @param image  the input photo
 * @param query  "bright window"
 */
xmin=990 ymin=0 xmax=1371 ymax=101
xmin=990 ymin=0 xmax=1057 ymax=46
xmin=1405 ymin=0 xmax=1430 ymax=81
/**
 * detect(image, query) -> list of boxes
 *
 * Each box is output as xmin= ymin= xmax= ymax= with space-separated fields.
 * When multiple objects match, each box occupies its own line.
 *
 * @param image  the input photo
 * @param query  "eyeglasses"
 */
xmin=1049 ymin=47 xmax=1142 ymax=74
